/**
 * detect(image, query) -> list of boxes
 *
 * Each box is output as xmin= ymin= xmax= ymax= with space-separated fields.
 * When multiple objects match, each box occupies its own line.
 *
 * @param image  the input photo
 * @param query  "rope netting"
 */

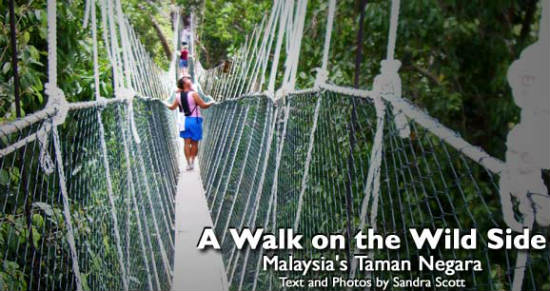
xmin=1 ymin=0 xmax=182 ymax=290
xmin=0 ymin=99 xmax=178 ymax=290
xmin=195 ymin=0 xmax=550 ymax=290
xmin=198 ymin=91 xmax=548 ymax=291
xmin=1 ymin=0 xmax=548 ymax=289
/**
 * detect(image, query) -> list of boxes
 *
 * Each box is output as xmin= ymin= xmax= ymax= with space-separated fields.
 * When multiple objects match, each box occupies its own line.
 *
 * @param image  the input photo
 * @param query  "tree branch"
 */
xmin=520 ymin=0 xmax=538 ymax=43
xmin=151 ymin=17 xmax=173 ymax=60
xmin=405 ymin=63 xmax=442 ymax=86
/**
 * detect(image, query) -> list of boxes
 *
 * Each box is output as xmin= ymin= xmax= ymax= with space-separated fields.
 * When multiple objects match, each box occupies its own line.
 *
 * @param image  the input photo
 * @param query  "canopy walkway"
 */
xmin=0 ymin=0 xmax=549 ymax=291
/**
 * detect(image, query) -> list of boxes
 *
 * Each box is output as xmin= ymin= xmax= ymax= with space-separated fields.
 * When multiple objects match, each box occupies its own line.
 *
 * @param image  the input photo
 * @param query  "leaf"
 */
xmin=128 ymin=276 xmax=141 ymax=284
xmin=2 ymin=63 xmax=10 ymax=74
xmin=32 ymin=202 xmax=54 ymax=217
xmin=0 ymin=170 xmax=10 ymax=186
xmin=81 ymin=273 xmax=91 ymax=291
xmin=31 ymin=226 xmax=41 ymax=249
xmin=32 ymin=213 xmax=44 ymax=228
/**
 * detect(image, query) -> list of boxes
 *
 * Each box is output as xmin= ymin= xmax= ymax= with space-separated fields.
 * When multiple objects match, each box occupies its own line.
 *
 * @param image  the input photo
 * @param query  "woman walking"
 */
xmin=166 ymin=76 xmax=215 ymax=170
xmin=179 ymin=46 xmax=189 ymax=75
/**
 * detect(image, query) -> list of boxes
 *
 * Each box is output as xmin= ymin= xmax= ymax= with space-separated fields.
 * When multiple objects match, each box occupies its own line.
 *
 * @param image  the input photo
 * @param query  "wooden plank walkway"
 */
xmin=171 ymin=161 xmax=229 ymax=291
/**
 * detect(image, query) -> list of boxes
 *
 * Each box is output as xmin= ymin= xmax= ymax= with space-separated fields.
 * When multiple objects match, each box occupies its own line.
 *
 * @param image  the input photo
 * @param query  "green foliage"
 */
xmin=0 ymin=2 xmax=177 ymax=290
xmin=121 ymin=0 xmax=174 ymax=69
xmin=195 ymin=0 xmax=272 ymax=67
xmin=199 ymin=0 xmax=542 ymax=158
xmin=0 ymin=260 xmax=27 ymax=291
xmin=198 ymin=1 xmax=546 ymax=289
xmin=0 ymin=0 xmax=173 ymax=121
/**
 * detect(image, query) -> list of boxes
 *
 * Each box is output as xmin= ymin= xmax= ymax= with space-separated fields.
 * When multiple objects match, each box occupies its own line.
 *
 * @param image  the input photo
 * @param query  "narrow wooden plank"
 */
xmin=172 ymin=161 xmax=229 ymax=291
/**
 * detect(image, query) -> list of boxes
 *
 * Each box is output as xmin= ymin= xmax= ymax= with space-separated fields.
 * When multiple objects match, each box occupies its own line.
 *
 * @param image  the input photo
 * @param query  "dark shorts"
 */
xmin=180 ymin=117 xmax=202 ymax=141
xmin=179 ymin=59 xmax=188 ymax=68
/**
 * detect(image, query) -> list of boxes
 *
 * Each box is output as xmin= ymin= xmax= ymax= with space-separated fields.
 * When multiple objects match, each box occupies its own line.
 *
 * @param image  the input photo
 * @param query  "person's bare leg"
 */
xmin=190 ymin=140 xmax=199 ymax=164
xmin=184 ymin=138 xmax=192 ymax=166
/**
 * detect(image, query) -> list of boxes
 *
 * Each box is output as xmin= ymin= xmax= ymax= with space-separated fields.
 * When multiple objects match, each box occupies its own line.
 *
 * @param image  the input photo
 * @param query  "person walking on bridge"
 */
xmin=179 ymin=46 xmax=189 ymax=75
xmin=166 ymin=75 xmax=215 ymax=170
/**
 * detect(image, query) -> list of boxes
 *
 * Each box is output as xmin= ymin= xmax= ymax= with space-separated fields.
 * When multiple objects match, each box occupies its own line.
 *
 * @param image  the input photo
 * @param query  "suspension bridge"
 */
xmin=1 ymin=0 xmax=549 ymax=290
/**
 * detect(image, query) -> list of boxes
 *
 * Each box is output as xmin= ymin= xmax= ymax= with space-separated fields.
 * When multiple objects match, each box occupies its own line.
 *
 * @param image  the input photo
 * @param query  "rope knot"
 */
xmin=314 ymin=68 xmax=328 ymax=89
xmin=116 ymin=87 xmax=136 ymax=101
xmin=45 ymin=82 xmax=68 ymax=127
xmin=373 ymin=59 xmax=410 ymax=138
xmin=373 ymin=59 xmax=401 ymax=97
xmin=37 ymin=120 xmax=55 ymax=175
xmin=97 ymin=96 xmax=109 ymax=109
xmin=40 ymin=83 xmax=68 ymax=175
xmin=275 ymin=86 xmax=289 ymax=101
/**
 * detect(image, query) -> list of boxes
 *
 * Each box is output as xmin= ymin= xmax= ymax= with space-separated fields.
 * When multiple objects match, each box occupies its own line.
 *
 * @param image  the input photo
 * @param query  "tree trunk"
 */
xmin=151 ymin=17 xmax=173 ymax=60
xmin=520 ymin=0 xmax=538 ymax=44
xmin=354 ymin=0 xmax=367 ymax=88
xmin=343 ymin=0 xmax=368 ymax=276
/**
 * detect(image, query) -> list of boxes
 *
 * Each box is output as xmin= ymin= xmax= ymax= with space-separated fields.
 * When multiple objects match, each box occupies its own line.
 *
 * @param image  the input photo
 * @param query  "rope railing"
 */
xmin=195 ymin=0 xmax=549 ymax=290
xmin=0 ymin=0 xmax=180 ymax=290
xmin=197 ymin=89 xmax=550 ymax=291
xmin=1 ymin=0 xmax=548 ymax=290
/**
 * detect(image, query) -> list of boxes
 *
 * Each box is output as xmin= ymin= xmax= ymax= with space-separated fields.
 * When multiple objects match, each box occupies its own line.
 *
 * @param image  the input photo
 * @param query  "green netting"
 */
xmin=198 ymin=90 xmax=550 ymax=291
xmin=0 ymin=100 xmax=178 ymax=290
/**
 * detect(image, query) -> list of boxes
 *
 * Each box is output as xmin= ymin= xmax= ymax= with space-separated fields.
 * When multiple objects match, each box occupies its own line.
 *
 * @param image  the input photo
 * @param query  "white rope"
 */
xmin=99 ymin=0 xmax=113 ymax=65
xmin=47 ymin=0 xmax=57 ymax=87
xmin=206 ymin=104 xmax=239 ymax=198
xmin=321 ymin=0 xmax=336 ymax=72
xmin=1 ymin=0 xmax=176 ymax=287
xmin=143 ymin=113 xmax=176 ymax=243
xmin=278 ymin=0 xmax=302 ymax=92
xmin=383 ymin=94 xmax=504 ymax=173
xmin=52 ymin=126 xmax=83 ymax=291
xmin=209 ymin=104 xmax=244 ymax=208
xmin=258 ymin=0 xmax=283 ymax=89
xmin=36 ymin=123 xmax=55 ymax=175
xmin=251 ymin=101 xmax=290 ymax=291
xmin=0 ymin=124 xmax=50 ymax=159
xmin=238 ymin=105 xmax=279 ymax=291
xmin=320 ymin=82 xmax=374 ymax=99
xmin=89 ymin=0 xmax=130 ymax=288
xmin=248 ymin=12 xmax=275 ymax=93
xmin=201 ymin=105 xmax=226 ymax=173
xmin=293 ymin=94 xmax=322 ymax=231
xmin=220 ymin=48 xmax=243 ymax=99
xmin=231 ymin=33 xmax=256 ymax=98
xmin=83 ymin=0 xmax=92 ymax=28
xmin=386 ymin=0 xmax=400 ymax=60
xmin=235 ymin=25 xmax=263 ymax=97
xmin=0 ymin=107 xmax=56 ymax=137
xmin=220 ymin=99 xmax=262 ymax=244
xmin=227 ymin=104 xmax=271 ymax=283
xmin=349 ymin=95 xmax=386 ymax=278
xmin=0 ymin=96 xmax=127 ymax=160
xmin=106 ymin=0 xmax=123 ymax=91
xmin=513 ymin=249 xmax=531 ymax=291
xmin=507 ymin=2 xmax=549 ymax=290
xmin=45 ymin=2 xmax=84 ymax=288
xmin=219 ymin=47 xmax=241 ymax=99
xmin=134 ymin=136 xmax=173 ymax=280
xmin=288 ymin=0 xmax=308 ymax=90
xmin=267 ymin=0 xmax=290 ymax=93
xmin=115 ymin=0 xmax=133 ymax=86
xmin=213 ymin=104 xmax=251 ymax=227
xmin=97 ymin=110 xmax=130 ymax=290
xmin=117 ymin=107 xmax=154 ymax=290
xmin=203 ymin=82 xmax=505 ymax=176
xmin=91 ymin=0 xmax=101 ymax=101
xmin=285 ymin=1 xmax=294 ymax=54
